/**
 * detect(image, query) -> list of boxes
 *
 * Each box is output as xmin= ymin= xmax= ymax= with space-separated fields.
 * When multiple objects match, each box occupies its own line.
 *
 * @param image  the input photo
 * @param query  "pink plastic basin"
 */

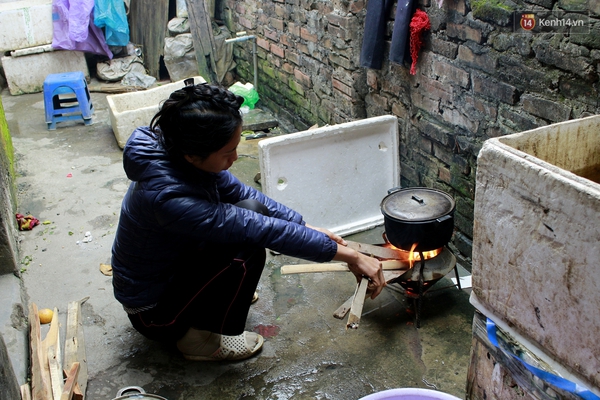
xmin=359 ymin=388 xmax=461 ymax=400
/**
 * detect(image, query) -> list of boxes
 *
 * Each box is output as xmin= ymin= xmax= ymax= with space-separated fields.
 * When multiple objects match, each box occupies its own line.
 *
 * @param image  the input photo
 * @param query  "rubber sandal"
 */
xmin=182 ymin=331 xmax=264 ymax=361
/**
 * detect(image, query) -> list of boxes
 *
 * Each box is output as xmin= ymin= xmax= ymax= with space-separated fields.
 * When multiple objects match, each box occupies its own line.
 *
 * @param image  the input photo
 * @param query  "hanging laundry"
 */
xmin=409 ymin=9 xmax=431 ymax=75
xmin=94 ymin=0 xmax=130 ymax=47
xmin=51 ymin=0 xmax=113 ymax=58
xmin=360 ymin=0 xmax=416 ymax=69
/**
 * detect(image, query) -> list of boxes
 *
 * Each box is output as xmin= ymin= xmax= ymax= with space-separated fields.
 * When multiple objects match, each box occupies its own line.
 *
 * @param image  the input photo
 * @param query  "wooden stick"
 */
xmin=20 ymin=383 xmax=32 ymax=400
xmin=29 ymin=303 xmax=52 ymax=400
xmin=346 ymin=277 xmax=370 ymax=329
xmin=333 ymin=296 xmax=354 ymax=319
xmin=42 ymin=307 xmax=63 ymax=400
xmin=281 ymin=260 xmax=407 ymax=275
xmin=60 ymin=362 xmax=80 ymax=400
xmin=64 ymin=301 xmax=88 ymax=399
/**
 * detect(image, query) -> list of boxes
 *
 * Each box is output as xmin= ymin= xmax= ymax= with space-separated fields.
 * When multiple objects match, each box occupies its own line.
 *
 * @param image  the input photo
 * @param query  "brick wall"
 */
xmin=223 ymin=0 xmax=600 ymax=265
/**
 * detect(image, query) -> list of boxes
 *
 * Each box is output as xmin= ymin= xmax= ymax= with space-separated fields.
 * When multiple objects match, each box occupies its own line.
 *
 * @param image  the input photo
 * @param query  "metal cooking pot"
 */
xmin=380 ymin=187 xmax=455 ymax=252
xmin=112 ymin=386 xmax=167 ymax=400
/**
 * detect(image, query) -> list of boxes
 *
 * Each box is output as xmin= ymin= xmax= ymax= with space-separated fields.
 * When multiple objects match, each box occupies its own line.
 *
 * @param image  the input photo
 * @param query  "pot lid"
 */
xmin=381 ymin=187 xmax=455 ymax=222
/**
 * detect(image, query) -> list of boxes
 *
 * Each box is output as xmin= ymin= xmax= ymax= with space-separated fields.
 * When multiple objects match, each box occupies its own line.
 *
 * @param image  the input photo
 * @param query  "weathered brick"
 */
xmin=349 ymin=0 xmax=365 ymax=13
xmin=521 ymin=94 xmax=571 ymax=122
xmin=498 ymin=106 xmax=540 ymax=132
xmin=392 ymin=102 xmax=409 ymax=119
xmin=446 ymin=0 xmax=466 ymax=15
xmin=285 ymin=50 xmax=301 ymax=66
xmin=288 ymin=78 xmax=306 ymax=95
xmin=271 ymin=44 xmax=285 ymax=58
xmin=300 ymin=27 xmax=318 ymax=42
xmin=366 ymin=70 xmax=377 ymax=90
xmin=257 ymin=37 xmax=270 ymax=51
xmin=446 ymin=23 xmax=483 ymax=44
xmin=264 ymin=28 xmax=278 ymax=41
xmin=239 ymin=16 xmax=253 ymax=29
xmin=457 ymin=45 xmax=497 ymax=73
xmin=332 ymin=78 xmax=355 ymax=97
xmin=367 ymin=92 xmax=389 ymax=110
xmin=270 ymin=17 xmax=284 ymax=31
xmin=274 ymin=4 xmax=288 ymax=18
xmin=432 ymin=60 xmax=470 ymax=88
xmin=472 ymin=73 xmax=518 ymax=104
xmin=282 ymin=63 xmax=294 ymax=74
xmin=412 ymin=92 xmax=440 ymax=114
xmin=328 ymin=25 xmax=347 ymax=40
xmin=400 ymin=161 xmax=420 ymax=184
xmin=418 ymin=117 xmax=451 ymax=146
xmin=532 ymin=41 xmax=595 ymax=80
xmin=294 ymin=69 xmax=312 ymax=87
xmin=280 ymin=34 xmax=294 ymax=47
xmin=441 ymin=106 xmax=479 ymax=132
xmin=329 ymin=53 xmax=353 ymax=69
xmin=326 ymin=13 xmax=352 ymax=28
xmin=287 ymin=22 xmax=300 ymax=37
xmin=430 ymin=37 xmax=459 ymax=59
xmin=439 ymin=166 xmax=452 ymax=183
xmin=463 ymin=94 xmax=498 ymax=120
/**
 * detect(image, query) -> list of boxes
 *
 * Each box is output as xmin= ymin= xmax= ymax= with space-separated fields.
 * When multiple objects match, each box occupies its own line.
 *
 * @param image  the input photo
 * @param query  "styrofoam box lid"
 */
xmin=258 ymin=115 xmax=399 ymax=236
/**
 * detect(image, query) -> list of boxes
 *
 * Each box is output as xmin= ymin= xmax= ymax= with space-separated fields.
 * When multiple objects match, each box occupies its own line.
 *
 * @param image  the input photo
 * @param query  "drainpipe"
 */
xmin=225 ymin=31 xmax=258 ymax=91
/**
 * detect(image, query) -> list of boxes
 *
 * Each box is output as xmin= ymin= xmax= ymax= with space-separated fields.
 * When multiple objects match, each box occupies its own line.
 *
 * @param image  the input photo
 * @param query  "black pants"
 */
xmin=360 ymin=0 xmax=415 ymax=69
xmin=128 ymin=200 xmax=269 ymax=342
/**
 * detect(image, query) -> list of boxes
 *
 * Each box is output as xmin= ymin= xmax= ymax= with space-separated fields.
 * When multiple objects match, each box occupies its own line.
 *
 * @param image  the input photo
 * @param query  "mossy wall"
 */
xmin=0 ymin=96 xmax=18 ymax=275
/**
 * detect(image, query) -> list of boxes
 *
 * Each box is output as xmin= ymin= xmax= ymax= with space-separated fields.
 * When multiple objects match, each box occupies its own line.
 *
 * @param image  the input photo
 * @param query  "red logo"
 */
xmin=520 ymin=13 xmax=536 ymax=30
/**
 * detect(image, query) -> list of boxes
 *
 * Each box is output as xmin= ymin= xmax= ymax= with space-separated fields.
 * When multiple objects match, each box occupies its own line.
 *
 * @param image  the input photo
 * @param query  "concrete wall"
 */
xmin=223 ymin=0 xmax=600 ymax=264
xmin=0 ymin=95 xmax=18 ymax=275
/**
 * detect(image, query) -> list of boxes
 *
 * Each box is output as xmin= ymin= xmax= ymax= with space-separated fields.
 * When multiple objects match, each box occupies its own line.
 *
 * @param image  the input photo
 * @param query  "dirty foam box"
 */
xmin=472 ymin=115 xmax=600 ymax=388
xmin=2 ymin=50 xmax=89 ymax=95
xmin=107 ymin=76 xmax=206 ymax=148
xmin=0 ymin=0 xmax=53 ymax=52
xmin=258 ymin=115 xmax=399 ymax=236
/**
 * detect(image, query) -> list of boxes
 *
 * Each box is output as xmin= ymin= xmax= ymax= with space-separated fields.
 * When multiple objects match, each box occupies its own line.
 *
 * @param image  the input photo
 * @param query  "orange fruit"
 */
xmin=39 ymin=308 xmax=53 ymax=324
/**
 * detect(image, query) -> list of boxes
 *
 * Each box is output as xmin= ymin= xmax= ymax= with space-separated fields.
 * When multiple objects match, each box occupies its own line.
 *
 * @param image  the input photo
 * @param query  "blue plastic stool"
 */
xmin=43 ymin=71 xmax=94 ymax=130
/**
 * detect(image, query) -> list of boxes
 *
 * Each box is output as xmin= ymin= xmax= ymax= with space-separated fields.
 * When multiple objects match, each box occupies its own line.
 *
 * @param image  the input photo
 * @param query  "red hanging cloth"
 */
xmin=409 ymin=9 xmax=431 ymax=75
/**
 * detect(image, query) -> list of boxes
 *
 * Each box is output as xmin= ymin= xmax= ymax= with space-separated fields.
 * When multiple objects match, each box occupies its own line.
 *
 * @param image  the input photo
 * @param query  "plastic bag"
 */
xmin=96 ymin=55 xmax=145 ymax=81
xmin=94 ymin=0 xmax=130 ymax=46
xmin=51 ymin=0 xmax=113 ymax=58
xmin=228 ymin=82 xmax=259 ymax=109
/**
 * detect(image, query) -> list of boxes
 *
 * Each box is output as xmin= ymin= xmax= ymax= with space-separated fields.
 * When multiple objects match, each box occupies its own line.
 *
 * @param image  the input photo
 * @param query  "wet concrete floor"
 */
xmin=3 ymin=86 xmax=475 ymax=400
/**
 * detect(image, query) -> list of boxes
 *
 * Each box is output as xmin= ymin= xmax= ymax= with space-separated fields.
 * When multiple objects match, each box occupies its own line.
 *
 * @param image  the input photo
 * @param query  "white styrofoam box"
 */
xmin=258 ymin=115 xmax=399 ymax=236
xmin=2 ymin=50 xmax=89 ymax=95
xmin=0 ymin=0 xmax=53 ymax=52
xmin=106 ymin=76 xmax=207 ymax=149
xmin=472 ymin=115 xmax=600 ymax=388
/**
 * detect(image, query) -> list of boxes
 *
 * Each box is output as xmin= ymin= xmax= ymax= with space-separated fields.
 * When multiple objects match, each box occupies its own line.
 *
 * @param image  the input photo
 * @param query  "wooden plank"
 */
xmin=28 ymin=303 xmax=52 ymax=400
xmin=346 ymin=240 xmax=406 ymax=260
xmin=60 ymin=362 xmax=80 ymax=400
xmin=64 ymin=301 xmax=88 ymax=399
xmin=346 ymin=277 xmax=370 ymax=329
xmin=281 ymin=260 xmax=407 ymax=275
xmin=20 ymin=383 xmax=32 ymax=400
xmin=42 ymin=307 xmax=62 ymax=400
xmin=185 ymin=0 xmax=218 ymax=82
xmin=129 ymin=0 xmax=169 ymax=78
xmin=333 ymin=296 xmax=354 ymax=319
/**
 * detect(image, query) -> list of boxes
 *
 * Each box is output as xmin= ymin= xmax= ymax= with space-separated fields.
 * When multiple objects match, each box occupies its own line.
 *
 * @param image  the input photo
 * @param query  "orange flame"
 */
xmin=383 ymin=242 xmax=443 ymax=265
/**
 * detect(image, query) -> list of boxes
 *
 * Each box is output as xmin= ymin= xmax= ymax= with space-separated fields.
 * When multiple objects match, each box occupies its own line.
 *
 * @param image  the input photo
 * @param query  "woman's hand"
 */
xmin=332 ymin=243 xmax=386 ymax=299
xmin=306 ymin=224 xmax=347 ymax=246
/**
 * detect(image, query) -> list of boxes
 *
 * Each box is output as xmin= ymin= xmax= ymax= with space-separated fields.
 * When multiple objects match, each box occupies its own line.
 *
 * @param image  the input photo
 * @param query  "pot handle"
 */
xmin=436 ymin=215 xmax=452 ymax=223
xmin=116 ymin=387 xmax=146 ymax=397
xmin=387 ymin=187 xmax=402 ymax=195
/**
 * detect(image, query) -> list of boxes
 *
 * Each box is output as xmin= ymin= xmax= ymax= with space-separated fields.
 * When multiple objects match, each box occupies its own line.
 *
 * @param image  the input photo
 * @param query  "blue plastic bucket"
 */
xmin=359 ymin=388 xmax=461 ymax=400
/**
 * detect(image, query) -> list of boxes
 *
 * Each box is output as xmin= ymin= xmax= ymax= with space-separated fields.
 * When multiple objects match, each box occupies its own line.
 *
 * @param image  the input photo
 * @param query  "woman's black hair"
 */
xmin=150 ymin=82 xmax=245 ymax=160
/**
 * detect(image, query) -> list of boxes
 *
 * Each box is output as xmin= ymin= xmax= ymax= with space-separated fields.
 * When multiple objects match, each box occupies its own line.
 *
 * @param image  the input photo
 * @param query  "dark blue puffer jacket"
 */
xmin=112 ymin=127 xmax=337 ymax=308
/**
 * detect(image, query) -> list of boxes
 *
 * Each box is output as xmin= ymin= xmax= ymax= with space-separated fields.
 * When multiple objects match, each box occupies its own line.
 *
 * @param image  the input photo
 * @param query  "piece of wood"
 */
xmin=64 ymin=301 xmax=88 ymax=399
xmin=29 ymin=303 xmax=52 ymax=400
xmin=20 ymin=383 xmax=32 ymax=400
xmin=281 ymin=260 xmax=407 ymax=275
xmin=60 ymin=362 xmax=80 ymax=400
xmin=129 ymin=0 xmax=169 ymax=78
xmin=42 ymin=307 xmax=63 ymax=400
xmin=72 ymin=383 xmax=84 ymax=400
xmin=346 ymin=277 xmax=370 ymax=329
xmin=346 ymin=240 xmax=407 ymax=260
xmin=333 ymin=296 xmax=354 ymax=319
xmin=185 ymin=0 xmax=218 ymax=82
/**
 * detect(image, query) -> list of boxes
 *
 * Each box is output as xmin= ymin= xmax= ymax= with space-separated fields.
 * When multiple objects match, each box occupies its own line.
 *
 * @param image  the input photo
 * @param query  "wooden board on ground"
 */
xmin=64 ymin=300 xmax=88 ymax=399
xmin=29 ymin=303 xmax=52 ymax=400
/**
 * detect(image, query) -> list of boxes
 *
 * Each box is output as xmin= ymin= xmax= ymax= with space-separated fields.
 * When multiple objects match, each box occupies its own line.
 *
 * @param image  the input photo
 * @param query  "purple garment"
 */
xmin=52 ymin=0 xmax=113 ymax=59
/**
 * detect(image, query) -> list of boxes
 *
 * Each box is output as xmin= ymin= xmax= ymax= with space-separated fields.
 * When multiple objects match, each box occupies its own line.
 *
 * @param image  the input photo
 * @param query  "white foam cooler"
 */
xmin=258 ymin=115 xmax=400 ymax=236
xmin=471 ymin=115 xmax=600 ymax=389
